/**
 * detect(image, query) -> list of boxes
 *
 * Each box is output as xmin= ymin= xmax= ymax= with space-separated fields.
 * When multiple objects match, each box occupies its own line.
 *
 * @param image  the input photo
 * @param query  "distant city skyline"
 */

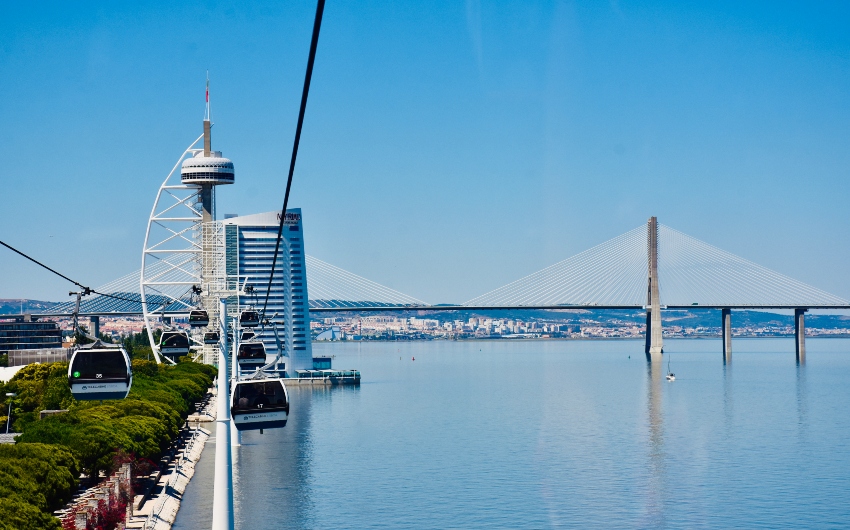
xmin=1 ymin=1 xmax=849 ymax=304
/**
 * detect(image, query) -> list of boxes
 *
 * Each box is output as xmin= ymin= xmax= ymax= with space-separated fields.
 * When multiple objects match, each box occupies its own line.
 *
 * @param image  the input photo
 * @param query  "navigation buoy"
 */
xmin=412 ymin=357 xmax=415 ymax=361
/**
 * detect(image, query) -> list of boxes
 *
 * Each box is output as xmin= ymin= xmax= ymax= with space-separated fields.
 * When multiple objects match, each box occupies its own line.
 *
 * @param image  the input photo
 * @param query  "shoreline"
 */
xmin=125 ymin=388 xmax=217 ymax=529
xmin=315 ymin=334 xmax=850 ymax=343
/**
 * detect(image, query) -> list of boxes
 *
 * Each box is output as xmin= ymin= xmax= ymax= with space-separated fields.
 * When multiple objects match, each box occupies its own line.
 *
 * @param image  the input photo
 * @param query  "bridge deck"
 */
xmin=8 ymin=304 xmax=850 ymax=319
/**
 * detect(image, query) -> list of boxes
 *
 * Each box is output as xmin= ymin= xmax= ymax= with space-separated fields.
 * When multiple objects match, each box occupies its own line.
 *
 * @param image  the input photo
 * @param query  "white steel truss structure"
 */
xmin=141 ymin=134 xmax=208 ymax=363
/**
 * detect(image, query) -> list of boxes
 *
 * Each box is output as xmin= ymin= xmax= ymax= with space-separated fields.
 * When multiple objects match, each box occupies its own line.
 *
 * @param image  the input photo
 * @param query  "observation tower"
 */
xmin=140 ymin=78 xmax=235 ymax=364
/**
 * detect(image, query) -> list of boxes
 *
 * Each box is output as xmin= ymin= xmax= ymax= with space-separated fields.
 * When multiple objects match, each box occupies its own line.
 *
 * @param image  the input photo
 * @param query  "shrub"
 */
xmin=6 ymin=356 xmax=215 ymax=527
xmin=15 ymin=358 xmax=214 ymax=478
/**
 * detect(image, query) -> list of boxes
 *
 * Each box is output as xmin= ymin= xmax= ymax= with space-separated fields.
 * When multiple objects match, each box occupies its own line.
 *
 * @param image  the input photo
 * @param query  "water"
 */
xmin=174 ymin=339 xmax=850 ymax=529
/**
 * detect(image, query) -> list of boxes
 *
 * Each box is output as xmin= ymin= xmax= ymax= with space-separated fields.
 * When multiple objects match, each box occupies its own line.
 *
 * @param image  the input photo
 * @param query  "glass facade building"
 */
xmin=0 ymin=317 xmax=62 ymax=353
xmin=223 ymin=209 xmax=312 ymax=376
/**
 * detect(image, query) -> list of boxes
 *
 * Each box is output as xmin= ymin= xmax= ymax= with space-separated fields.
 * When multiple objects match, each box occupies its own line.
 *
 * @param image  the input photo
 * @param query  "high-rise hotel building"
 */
xmin=223 ymin=208 xmax=312 ymax=375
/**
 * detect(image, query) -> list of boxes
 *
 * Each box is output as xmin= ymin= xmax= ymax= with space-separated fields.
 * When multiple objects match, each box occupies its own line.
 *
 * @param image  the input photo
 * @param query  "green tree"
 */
xmin=0 ymin=498 xmax=61 ymax=530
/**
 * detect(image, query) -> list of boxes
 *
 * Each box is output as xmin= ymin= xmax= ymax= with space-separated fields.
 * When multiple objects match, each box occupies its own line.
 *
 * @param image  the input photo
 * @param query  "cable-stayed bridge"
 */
xmin=463 ymin=222 xmax=847 ymax=310
xmin=37 ymin=220 xmax=847 ymax=314
xmin=31 ymin=217 xmax=848 ymax=360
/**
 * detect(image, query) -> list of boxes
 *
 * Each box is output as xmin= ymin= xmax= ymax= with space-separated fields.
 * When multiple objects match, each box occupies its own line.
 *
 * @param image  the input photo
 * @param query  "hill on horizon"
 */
xmin=0 ymin=299 xmax=59 ymax=315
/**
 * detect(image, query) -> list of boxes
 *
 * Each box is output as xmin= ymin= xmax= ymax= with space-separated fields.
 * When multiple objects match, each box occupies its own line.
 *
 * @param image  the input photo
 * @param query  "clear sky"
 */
xmin=1 ymin=1 xmax=849 ymax=304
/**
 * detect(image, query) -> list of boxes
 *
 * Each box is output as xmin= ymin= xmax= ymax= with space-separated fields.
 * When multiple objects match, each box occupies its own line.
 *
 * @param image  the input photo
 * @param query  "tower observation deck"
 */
xmin=185 ymin=119 xmax=235 ymax=224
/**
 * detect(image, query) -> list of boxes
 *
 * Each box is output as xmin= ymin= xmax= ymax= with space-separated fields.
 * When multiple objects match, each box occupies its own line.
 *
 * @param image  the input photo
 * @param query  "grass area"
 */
xmin=0 ymin=358 xmax=216 ymax=530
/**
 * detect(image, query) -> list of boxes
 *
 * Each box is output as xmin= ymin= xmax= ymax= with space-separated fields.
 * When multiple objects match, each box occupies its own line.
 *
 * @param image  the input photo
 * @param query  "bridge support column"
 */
xmin=90 ymin=316 xmax=100 ymax=340
xmin=795 ymin=308 xmax=807 ymax=364
xmin=645 ymin=216 xmax=663 ymax=360
xmin=721 ymin=308 xmax=732 ymax=363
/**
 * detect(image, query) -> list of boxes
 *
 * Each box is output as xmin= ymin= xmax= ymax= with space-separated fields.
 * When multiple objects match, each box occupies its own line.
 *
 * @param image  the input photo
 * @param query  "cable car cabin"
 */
xmin=68 ymin=341 xmax=132 ymax=400
xmin=231 ymin=379 xmax=289 ymax=431
xmin=188 ymin=310 xmax=209 ymax=328
xmin=240 ymin=310 xmax=260 ymax=328
xmin=241 ymin=331 xmax=254 ymax=342
xmin=237 ymin=341 xmax=267 ymax=367
xmin=203 ymin=331 xmax=220 ymax=345
xmin=160 ymin=331 xmax=190 ymax=360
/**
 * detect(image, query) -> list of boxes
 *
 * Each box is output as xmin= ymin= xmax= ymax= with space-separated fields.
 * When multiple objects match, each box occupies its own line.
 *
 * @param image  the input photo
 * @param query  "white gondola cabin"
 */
xmin=188 ymin=310 xmax=209 ymax=328
xmin=230 ymin=378 xmax=289 ymax=431
xmin=68 ymin=341 xmax=132 ymax=400
xmin=237 ymin=341 xmax=267 ymax=367
xmin=240 ymin=310 xmax=260 ymax=328
xmin=159 ymin=331 xmax=190 ymax=359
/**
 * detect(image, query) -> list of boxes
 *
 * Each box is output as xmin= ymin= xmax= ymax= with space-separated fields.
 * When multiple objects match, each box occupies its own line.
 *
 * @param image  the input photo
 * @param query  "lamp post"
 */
xmin=5 ymin=393 xmax=16 ymax=434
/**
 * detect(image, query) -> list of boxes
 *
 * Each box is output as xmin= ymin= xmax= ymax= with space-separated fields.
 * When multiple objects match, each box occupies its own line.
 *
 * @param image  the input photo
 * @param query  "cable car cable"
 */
xmin=260 ymin=0 xmax=326 ymax=321
xmin=0 ymin=238 xmax=180 ymax=309
xmin=0 ymin=239 xmax=90 ymax=292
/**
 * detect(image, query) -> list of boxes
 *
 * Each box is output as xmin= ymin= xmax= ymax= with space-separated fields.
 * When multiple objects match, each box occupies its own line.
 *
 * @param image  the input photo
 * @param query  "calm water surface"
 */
xmin=174 ymin=339 xmax=850 ymax=529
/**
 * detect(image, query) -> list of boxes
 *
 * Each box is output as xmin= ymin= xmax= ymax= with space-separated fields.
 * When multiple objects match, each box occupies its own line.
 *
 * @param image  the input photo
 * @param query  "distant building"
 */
xmin=0 ymin=315 xmax=62 ymax=354
xmin=223 ymin=209 xmax=312 ymax=375
xmin=316 ymin=326 xmax=342 ymax=341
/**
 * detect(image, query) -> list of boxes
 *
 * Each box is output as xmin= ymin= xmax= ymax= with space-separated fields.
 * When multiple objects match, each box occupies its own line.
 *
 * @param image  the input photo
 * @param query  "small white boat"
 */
xmin=666 ymin=355 xmax=675 ymax=381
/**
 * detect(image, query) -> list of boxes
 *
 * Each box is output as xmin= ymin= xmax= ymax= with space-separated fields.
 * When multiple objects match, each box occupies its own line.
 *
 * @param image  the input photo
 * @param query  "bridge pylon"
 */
xmin=795 ymin=308 xmax=807 ymax=364
xmin=645 ymin=216 xmax=663 ymax=360
xmin=721 ymin=308 xmax=732 ymax=363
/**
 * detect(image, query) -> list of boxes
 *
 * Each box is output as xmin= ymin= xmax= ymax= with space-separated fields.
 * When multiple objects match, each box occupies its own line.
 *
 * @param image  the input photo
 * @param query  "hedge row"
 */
xmin=0 ymin=358 xmax=216 ymax=529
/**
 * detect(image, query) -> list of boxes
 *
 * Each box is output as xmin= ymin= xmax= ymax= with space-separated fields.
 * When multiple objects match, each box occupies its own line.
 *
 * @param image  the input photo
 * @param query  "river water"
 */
xmin=173 ymin=338 xmax=850 ymax=529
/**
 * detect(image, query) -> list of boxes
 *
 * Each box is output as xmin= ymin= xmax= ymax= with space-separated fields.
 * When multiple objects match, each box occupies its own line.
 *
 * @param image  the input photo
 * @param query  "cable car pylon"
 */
xmin=212 ymin=298 xmax=234 ymax=530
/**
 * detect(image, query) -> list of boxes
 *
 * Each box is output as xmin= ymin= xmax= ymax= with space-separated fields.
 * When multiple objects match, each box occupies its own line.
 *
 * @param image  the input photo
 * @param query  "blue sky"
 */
xmin=1 ymin=0 xmax=849 ymax=304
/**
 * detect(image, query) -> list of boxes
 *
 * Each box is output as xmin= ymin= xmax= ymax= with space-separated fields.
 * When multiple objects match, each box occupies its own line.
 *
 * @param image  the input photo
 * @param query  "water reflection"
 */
xmin=645 ymin=359 xmax=666 ymax=527
xmin=723 ymin=363 xmax=734 ymax=432
xmin=233 ymin=385 xmax=316 ymax=530
xmin=231 ymin=383 xmax=362 ymax=529
xmin=796 ymin=363 xmax=808 ymax=440
xmin=173 ymin=341 xmax=850 ymax=528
